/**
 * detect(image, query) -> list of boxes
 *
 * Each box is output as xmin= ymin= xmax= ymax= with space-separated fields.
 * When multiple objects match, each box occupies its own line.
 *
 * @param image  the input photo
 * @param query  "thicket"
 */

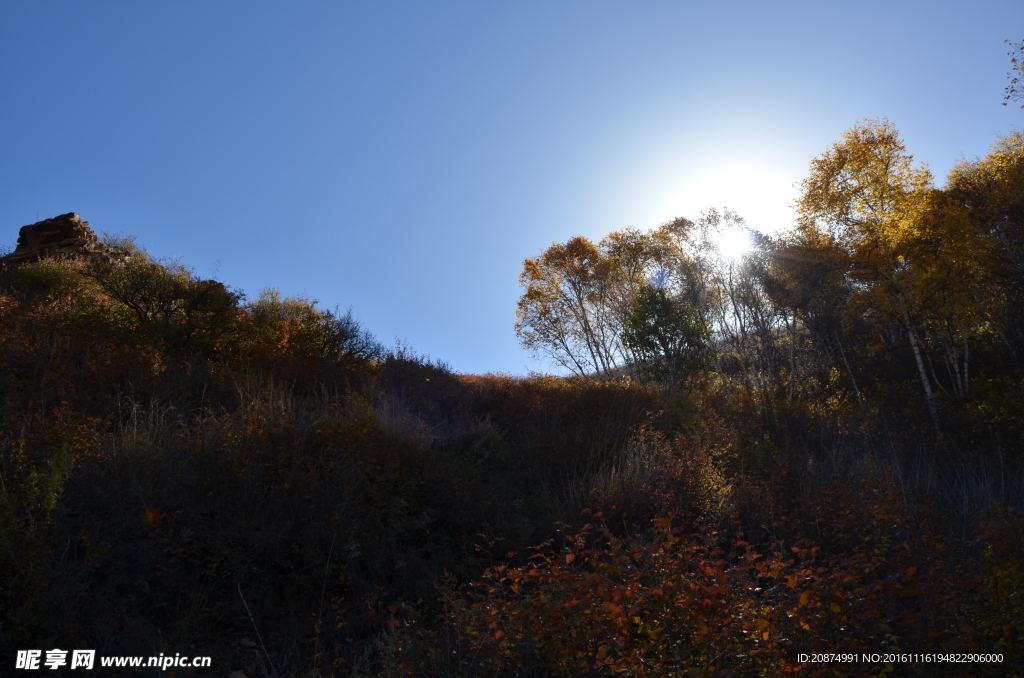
xmin=1 ymin=121 xmax=1022 ymax=678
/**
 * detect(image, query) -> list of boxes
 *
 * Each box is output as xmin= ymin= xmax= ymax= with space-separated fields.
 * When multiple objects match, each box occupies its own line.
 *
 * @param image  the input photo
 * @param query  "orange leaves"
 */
xmin=465 ymin=521 xmax=792 ymax=674
xmin=454 ymin=466 xmax=1024 ymax=675
xmin=144 ymin=508 xmax=164 ymax=526
xmin=601 ymin=601 xmax=622 ymax=616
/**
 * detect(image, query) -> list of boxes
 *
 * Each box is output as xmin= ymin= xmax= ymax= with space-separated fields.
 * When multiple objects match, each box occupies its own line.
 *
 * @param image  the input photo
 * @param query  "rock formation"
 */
xmin=0 ymin=213 xmax=118 ymax=267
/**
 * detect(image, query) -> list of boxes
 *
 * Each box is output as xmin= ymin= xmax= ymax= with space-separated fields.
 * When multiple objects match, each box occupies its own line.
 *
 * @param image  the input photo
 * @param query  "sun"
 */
xmin=712 ymin=226 xmax=752 ymax=261
xmin=633 ymin=156 xmax=799 ymax=240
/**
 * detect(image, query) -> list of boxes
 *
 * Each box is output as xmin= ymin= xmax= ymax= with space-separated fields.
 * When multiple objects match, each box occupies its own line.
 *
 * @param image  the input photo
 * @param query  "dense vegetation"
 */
xmin=2 ymin=121 xmax=1022 ymax=677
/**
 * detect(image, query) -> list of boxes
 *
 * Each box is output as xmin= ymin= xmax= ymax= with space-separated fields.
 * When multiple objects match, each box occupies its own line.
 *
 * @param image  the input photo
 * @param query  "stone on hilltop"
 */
xmin=0 ymin=213 xmax=118 ymax=267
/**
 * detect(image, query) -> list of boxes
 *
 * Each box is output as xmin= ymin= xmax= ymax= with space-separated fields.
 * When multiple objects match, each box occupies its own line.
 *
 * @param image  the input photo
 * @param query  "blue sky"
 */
xmin=2 ymin=1 xmax=1021 ymax=374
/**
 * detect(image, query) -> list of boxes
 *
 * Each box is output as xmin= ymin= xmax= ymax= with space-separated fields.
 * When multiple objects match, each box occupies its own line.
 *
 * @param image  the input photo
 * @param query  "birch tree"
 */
xmin=515 ymin=231 xmax=664 ymax=377
xmin=795 ymin=118 xmax=943 ymax=425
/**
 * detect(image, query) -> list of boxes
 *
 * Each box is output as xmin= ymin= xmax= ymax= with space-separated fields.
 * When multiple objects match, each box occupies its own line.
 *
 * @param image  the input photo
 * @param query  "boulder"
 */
xmin=0 ymin=213 xmax=118 ymax=267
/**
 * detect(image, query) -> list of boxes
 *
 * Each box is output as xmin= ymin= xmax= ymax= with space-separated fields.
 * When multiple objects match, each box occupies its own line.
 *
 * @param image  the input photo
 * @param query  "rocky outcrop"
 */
xmin=0 ymin=213 xmax=118 ymax=267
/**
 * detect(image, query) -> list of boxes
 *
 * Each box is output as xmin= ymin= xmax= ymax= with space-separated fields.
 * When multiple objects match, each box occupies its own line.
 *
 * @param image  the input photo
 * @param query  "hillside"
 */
xmin=1 ymin=207 xmax=1022 ymax=677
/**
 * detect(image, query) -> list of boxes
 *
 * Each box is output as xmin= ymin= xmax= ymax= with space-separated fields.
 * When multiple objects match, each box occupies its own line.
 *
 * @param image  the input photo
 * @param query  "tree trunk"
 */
xmin=898 ymin=293 xmax=941 ymax=428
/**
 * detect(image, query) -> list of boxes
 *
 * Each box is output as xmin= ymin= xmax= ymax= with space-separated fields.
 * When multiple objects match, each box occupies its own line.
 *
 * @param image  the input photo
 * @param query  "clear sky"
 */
xmin=2 ymin=1 xmax=1021 ymax=374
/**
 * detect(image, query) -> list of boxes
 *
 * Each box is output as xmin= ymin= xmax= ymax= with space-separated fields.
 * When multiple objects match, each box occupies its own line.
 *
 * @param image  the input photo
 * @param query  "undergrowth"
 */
xmin=0 ymin=251 xmax=1021 ymax=677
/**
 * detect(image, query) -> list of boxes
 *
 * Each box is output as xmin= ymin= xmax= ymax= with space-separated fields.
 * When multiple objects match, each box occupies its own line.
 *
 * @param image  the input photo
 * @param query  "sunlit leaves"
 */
xmin=796 ymin=118 xmax=933 ymax=247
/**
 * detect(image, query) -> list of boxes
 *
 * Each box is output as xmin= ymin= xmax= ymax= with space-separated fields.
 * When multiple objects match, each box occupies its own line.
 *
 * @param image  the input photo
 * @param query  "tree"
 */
xmin=947 ymin=130 xmax=1024 ymax=360
xmin=796 ymin=118 xmax=944 ymax=423
xmin=601 ymin=227 xmax=668 ymax=327
xmin=1004 ymin=38 xmax=1024 ymax=108
xmin=516 ymin=236 xmax=617 ymax=377
xmin=242 ymin=288 xmax=384 ymax=363
xmin=699 ymin=212 xmax=788 ymax=400
xmin=621 ymin=285 xmax=710 ymax=389
xmin=763 ymin=228 xmax=859 ymax=401
xmin=84 ymin=253 xmax=242 ymax=350
xmin=650 ymin=216 xmax=718 ymax=325
xmin=516 ymin=231 xmax=664 ymax=378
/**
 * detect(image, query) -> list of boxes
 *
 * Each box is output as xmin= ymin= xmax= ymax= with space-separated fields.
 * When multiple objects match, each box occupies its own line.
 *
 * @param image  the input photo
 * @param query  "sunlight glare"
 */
xmin=712 ymin=227 xmax=752 ymax=261
xmin=620 ymin=155 xmax=799 ymax=237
